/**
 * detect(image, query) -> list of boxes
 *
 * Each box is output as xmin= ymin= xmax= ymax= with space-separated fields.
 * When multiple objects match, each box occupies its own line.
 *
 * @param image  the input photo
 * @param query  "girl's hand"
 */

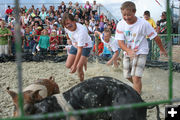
xmin=70 ymin=64 xmax=77 ymax=73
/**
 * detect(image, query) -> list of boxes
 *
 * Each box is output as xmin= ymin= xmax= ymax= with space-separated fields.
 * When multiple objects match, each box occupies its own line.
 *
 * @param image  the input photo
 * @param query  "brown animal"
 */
xmin=7 ymin=76 xmax=60 ymax=116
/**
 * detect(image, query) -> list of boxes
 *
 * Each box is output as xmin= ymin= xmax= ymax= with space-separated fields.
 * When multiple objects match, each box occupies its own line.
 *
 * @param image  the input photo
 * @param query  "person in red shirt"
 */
xmin=5 ymin=6 xmax=13 ymax=23
xmin=49 ymin=30 xmax=59 ymax=56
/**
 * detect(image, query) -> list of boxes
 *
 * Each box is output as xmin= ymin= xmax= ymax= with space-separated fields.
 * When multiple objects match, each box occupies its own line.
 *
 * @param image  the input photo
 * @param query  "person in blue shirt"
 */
xmin=38 ymin=29 xmax=50 ymax=56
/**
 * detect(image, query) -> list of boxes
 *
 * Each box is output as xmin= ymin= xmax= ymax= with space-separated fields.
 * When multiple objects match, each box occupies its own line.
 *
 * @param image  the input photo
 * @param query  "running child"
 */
xmin=95 ymin=28 xmax=121 ymax=68
xmin=115 ymin=1 xmax=167 ymax=94
xmin=62 ymin=13 xmax=93 ymax=81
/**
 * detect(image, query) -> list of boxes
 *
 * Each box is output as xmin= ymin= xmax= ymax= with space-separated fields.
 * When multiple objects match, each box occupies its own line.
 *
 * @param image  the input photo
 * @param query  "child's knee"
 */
xmin=65 ymin=63 xmax=71 ymax=69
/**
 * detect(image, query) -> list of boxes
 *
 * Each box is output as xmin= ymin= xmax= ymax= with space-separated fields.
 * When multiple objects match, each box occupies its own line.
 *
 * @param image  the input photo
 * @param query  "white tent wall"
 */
xmin=0 ymin=0 xmax=179 ymax=22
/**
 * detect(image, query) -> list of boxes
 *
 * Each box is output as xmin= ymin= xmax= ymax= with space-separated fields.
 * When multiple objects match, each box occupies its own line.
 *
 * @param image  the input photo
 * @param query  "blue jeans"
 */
xmin=32 ymin=43 xmax=38 ymax=53
xmin=100 ymin=54 xmax=112 ymax=61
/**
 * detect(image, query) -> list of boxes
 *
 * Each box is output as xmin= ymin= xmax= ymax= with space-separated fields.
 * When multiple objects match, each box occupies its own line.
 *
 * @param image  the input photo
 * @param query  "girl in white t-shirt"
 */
xmin=62 ymin=13 xmax=93 ymax=81
xmin=95 ymin=28 xmax=121 ymax=68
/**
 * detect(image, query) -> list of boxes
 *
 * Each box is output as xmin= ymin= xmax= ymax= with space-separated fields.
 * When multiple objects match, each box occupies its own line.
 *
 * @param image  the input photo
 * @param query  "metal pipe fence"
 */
xmin=151 ymin=34 xmax=180 ymax=60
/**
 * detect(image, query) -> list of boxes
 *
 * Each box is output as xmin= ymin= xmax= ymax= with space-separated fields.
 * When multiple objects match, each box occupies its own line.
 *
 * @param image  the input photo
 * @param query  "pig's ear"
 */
xmin=49 ymin=76 xmax=55 ymax=81
xmin=6 ymin=87 xmax=18 ymax=101
xmin=30 ymin=89 xmax=41 ymax=102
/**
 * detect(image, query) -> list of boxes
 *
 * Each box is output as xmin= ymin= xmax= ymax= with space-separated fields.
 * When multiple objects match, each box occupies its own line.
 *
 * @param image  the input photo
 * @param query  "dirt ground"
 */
xmin=0 ymin=61 xmax=180 ymax=120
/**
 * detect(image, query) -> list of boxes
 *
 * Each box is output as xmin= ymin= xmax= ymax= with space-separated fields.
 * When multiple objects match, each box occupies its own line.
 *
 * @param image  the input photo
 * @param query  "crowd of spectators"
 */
xmin=0 ymin=0 xmax=169 ymax=61
xmin=0 ymin=0 xmax=118 ymax=58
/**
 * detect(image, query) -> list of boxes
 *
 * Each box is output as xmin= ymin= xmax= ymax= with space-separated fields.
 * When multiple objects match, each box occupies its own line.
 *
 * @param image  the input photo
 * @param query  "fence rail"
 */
xmin=151 ymin=34 xmax=180 ymax=60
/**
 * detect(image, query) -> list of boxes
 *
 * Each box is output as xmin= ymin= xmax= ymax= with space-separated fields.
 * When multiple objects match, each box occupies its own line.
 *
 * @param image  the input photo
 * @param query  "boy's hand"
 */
xmin=127 ymin=48 xmax=138 ymax=58
xmin=160 ymin=49 xmax=168 ymax=57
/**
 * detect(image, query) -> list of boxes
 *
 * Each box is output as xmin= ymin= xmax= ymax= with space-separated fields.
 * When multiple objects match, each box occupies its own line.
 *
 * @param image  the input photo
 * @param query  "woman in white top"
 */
xmin=62 ymin=13 xmax=93 ymax=81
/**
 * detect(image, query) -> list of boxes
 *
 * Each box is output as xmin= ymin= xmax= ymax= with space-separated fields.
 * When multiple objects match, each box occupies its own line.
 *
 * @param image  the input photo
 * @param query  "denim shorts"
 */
xmin=111 ymin=48 xmax=121 ymax=55
xmin=69 ymin=45 xmax=92 ymax=57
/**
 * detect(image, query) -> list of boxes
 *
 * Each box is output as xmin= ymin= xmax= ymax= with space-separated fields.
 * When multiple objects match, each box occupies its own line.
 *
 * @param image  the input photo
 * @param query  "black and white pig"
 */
xmin=23 ymin=76 xmax=147 ymax=120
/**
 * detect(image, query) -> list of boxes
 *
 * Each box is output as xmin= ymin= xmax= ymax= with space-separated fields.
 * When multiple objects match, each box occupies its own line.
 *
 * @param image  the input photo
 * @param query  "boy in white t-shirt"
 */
xmin=115 ymin=1 xmax=167 ymax=94
xmin=62 ymin=13 xmax=93 ymax=81
xmin=95 ymin=28 xmax=121 ymax=68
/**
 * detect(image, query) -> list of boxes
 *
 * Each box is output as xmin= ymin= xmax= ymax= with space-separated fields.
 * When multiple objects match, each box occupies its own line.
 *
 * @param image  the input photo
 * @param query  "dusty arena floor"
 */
xmin=0 ymin=61 xmax=180 ymax=120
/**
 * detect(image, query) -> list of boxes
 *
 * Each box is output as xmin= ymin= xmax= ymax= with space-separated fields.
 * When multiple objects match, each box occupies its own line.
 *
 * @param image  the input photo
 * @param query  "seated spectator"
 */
xmin=59 ymin=1 xmax=66 ymax=12
xmin=7 ymin=13 xmax=15 ymax=25
xmin=46 ymin=25 xmax=52 ymax=35
xmin=93 ymin=23 xmax=100 ymax=33
xmin=84 ymin=20 xmax=93 ymax=34
xmin=92 ymin=0 xmax=98 ymax=15
xmin=31 ymin=10 xmax=37 ymax=18
xmin=5 ymin=5 xmax=13 ymax=23
xmin=38 ymin=29 xmax=50 ymax=56
xmin=111 ymin=19 xmax=116 ymax=33
xmin=68 ymin=1 xmax=73 ymax=9
xmin=84 ymin=1 xmax=92 ymax=16
xmin=89 ymin=18 xmax=96 ymax=29
xmin=74 ymin=14 xmax=80 ymax=22
xmin=57 ymin=27 xmax=63 ymax=45
xmin=69 ymin=9 xmax=74 ymax=15
xmin=52 ymin=24 xmax=58 ymax=33
xmin=39 ymin=9 xmax=47 ymax=23
xmin=157 ymin=11 xmax=167 ymax=34
xmin=79 ymin=18 xmax=85 ymax=25
xmin=99 ymin=18 xmax=104 ymax=32
xmin=49 ymin=30 xmax=59 ymax=56
xmin=107 ymin=24 xmax=114 ymax=34
xmin=23 ymin=27 xmax=32 ymax=53
xmin=57 ymin=8 xmax=63 ymax=17
xmin=22 ymin=13 xmax=30 ymax=26
xmin=32 ymin=26 xmax=42 ymax=55
xmin=94 ymin=11 xmax=99 ymax=21
xmin=74 ymin=2 xmax=80 ymax=10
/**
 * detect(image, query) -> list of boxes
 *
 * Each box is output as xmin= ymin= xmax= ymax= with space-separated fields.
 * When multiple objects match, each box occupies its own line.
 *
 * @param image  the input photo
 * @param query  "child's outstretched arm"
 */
xmin=154 ymin=36 xmax=167 ymax=57
xmin=107 ymin=50 xmax=119 ymax=65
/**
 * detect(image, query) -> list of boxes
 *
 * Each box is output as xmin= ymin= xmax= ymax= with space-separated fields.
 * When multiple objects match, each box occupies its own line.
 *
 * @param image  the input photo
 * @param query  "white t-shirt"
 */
xmin=92 ymin=4 xmax=98 ymax=11
xmin=65 ymin=23 xmax=93 ymax=48
xmin=100 ymin=34 xmax=120 ymax=52
xmin=115 ymin=17 xmax=157 ymax=55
